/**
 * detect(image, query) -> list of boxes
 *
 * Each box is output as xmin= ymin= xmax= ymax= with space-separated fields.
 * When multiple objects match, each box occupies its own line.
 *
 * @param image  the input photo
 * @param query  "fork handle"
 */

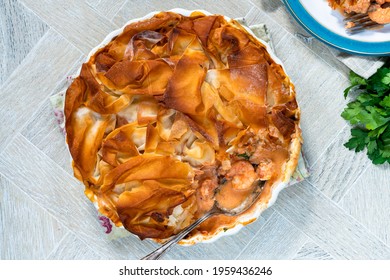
xmin=141 ymin=211 xmax=217 ymax=260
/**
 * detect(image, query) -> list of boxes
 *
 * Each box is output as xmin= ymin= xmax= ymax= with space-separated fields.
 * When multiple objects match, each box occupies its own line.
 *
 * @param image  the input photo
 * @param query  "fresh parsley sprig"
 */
xmin=341 ymin=65 xmax=390 ymax=165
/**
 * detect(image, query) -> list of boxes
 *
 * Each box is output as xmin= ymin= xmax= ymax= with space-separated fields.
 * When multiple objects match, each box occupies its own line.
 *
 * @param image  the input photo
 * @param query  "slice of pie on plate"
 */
xmin=64 ymin=9 xmax=302 ymax=245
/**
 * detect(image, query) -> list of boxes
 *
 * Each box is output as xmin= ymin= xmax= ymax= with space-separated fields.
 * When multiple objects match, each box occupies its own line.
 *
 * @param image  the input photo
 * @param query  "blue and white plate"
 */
xmin=282 ymin=0 xmax=390 ymax=56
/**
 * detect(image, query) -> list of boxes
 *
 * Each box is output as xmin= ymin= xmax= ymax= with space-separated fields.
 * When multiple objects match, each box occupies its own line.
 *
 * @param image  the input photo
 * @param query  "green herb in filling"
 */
xmin=237 ymin=153 xmax=250 ymax=160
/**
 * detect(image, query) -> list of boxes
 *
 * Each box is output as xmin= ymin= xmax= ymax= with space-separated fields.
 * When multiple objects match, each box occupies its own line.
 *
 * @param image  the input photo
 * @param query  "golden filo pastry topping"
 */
xmin=64 ymin=10 xmax=302 ymax=243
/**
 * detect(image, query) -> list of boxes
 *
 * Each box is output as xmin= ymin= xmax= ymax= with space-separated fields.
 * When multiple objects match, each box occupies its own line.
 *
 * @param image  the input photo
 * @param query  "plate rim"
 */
xmin=282 ymin=0 xmax=390 ymax=56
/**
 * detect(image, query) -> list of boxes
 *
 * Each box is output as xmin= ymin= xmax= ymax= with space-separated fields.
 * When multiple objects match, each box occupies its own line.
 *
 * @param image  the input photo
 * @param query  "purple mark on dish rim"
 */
xmin=98 ymin=216 xmax=113 ymax=234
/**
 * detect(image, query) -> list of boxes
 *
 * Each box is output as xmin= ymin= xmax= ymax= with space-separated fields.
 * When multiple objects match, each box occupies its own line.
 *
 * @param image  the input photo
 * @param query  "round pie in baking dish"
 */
xmin=64 ymin=10 xmax=302 ymax=244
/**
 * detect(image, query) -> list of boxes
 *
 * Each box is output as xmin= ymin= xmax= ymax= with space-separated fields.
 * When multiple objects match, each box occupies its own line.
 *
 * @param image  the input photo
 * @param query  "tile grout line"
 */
xmin=289 ymin=237 xmax=332 ymax=260
xmin=0 ymin=27 xmax=83 ymax=94
xmin=110 ymin=0 xmax=130 ymax=22
xmin=0 ymin=48 xmax=83 ymax=158
xmin=24 ymin=53 xmax=83 ymax=146
xmin=18 ymin=1 xmax=90 ymax=55
xmin=275 ymin=209 xmax=337 ymax=260
xmin=6 ymin=133 xmax=79 ymax=186
xmin=0 ymin=29 xmax=50 ymax=90
xmin=272 ymin=196 xmax=319 ymax=258
xmin=28 ymin=125 xmax=62 ymax=148
xmin=234 ymin=211 xmax=277 ymax=260
xmin=45 ymin=231 xmax=71 ymax=260
xmin=289 ymin=240 xmax=308 ymax=260
xmin=0 ymin=135 xmax=78 ymax=194
xmin=273 ymin=210 xmax=313 ymax=258
xmin=0 ymin=169 xmax=71 ymax=259
xmin=273 ymin=184 xmax=353 ymax=259
xmin=45 ymin=230 xmax=105 ymax=260
xmin=303 ymin=179 xmax=390 ymax=251
xmin=307 ymin=124 xmax=349 ymax=169
xmin=0 ymin=27 xmax=50 ymax=89
xmin=336 ymin=164 xmax=370 ymax=204
xmin=289 ymin=237 xmax=337 ymax=260
xmin=300 ymin=117 xmax=372 ymax=210
xmin=85 ymin=1 xmax=117 ymax=27
xmin=335 ymin=166 xmax=390 ymax=247
xmin=15 ymin=47 xmax=84 ymax=140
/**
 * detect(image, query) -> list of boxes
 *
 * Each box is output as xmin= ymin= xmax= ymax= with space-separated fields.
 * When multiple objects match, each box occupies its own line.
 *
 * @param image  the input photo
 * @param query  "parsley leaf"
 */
xmin=379 ymin=96 xmax=390 ymax=108
xmin=344 ymin=71 xmax=367 ymax=98
xmin=342 ymin=66 xmax=390 ymax=165
xmin=382 ymin=72 xmax=390 ymax=86
xmin=341 ymin=103 xmax=390 ymax=130
xmin=344 ymin=128 xmax=368 ymax=152
xmin=367 ymin=67 xmax=390 ymax=96
xmin=350 ymin=71 xmax=368 ymax=86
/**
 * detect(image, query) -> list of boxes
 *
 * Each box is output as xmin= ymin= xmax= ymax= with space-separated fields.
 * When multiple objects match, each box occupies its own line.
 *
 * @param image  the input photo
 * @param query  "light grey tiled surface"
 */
xmin=0 ymin=0 xmax=389 ymax=260
xmin=0 ymin=0 xmax=48 ymax=86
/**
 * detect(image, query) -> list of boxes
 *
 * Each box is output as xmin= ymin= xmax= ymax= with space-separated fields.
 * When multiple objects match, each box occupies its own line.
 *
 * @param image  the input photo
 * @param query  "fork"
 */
xmin=343 ymin=13 xmax=384 ymax=34
xmin=141 ymin=180 xmax=265 ymax=260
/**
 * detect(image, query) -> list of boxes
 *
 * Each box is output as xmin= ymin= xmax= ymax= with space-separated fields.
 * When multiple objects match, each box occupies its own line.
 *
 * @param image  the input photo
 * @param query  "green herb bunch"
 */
xmin=341 ymin=65 xmax=390 ymax=165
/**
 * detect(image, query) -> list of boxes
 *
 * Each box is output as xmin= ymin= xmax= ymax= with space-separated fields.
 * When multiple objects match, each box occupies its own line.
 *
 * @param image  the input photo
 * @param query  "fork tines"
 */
xmin=343 ymin=13 xmax=383 ymax=34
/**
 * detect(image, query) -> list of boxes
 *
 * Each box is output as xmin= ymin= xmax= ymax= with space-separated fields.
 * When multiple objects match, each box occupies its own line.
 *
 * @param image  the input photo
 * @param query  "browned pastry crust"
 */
xmin=64 ymin=11 xmax=301 ymax=243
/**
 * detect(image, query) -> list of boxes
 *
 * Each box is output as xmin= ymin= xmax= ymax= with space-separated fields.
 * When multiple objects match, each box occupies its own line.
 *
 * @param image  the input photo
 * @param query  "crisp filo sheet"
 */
xmin=63 ymin=10 xmax=303 ymax=244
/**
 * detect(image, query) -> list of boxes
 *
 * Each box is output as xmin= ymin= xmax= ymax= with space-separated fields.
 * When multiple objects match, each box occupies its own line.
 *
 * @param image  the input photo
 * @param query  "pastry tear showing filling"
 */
xmin=64 ymin=11 xmax=301 ymax=242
